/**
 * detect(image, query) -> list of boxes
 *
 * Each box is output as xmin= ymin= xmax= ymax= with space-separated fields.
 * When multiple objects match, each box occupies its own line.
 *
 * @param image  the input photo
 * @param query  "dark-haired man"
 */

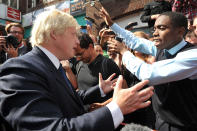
xmin=74 ymin=33 xmax=121 ymax=102
xmin=101 ymin=9 xmax=197 ymax=131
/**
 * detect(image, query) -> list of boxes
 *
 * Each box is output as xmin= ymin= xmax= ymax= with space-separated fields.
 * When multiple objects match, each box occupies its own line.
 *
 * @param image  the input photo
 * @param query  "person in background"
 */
xmin=172 ymin=0 xmax=197 ymax=25
xmin=0 ymin=32 xmax=6 ymax=64
xmin=0 ymin=9 xmax=154 ymax=131
xmin=94 ymin=43 xmax=103 ymax=55
xmin=185 ymin=29 xmax=197 ymax=45
xmin=0 ymin=23 xmax=29 ymax=63
xmin=140 ymin=0 xmax=171 ymax=36
xmin=5 ymin=23 xmax=29 ymax=56
xmin=22 ymin=38 xmax=32 ymax=52
xmin=74 ymin=33 xmax=121 ymax=103
xmin=193 ymin=16 xmax=197 ymax=36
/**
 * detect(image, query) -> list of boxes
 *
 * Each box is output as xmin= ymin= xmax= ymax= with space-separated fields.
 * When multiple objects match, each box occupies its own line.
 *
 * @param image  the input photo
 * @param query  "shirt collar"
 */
xmin=19 ymin=43 xmax=24 ymax=49
xmin=38 ymin=46 xmax=60 ymax=69
xmin=166 ymin=39 xmax=187 ymax=55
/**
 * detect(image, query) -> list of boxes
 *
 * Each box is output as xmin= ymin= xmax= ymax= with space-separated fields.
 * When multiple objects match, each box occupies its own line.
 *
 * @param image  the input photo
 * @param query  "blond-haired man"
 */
xmin=0 ymin=9 xmax=153 ymax=131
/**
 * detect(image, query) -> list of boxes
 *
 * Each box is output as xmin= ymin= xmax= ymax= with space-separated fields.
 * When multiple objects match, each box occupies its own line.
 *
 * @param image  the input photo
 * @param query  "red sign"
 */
xmin=7 ymin=7 xmax=21 ymax=22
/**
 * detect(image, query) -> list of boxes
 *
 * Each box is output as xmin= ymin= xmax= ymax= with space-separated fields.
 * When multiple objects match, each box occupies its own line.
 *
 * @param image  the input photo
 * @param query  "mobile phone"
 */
xmin=115 ymin=36 xmax=123 ymax=43
xmin=107 ymin=31 xmax=115 ymax=35
xmin=80 ymin=26 xmax=87 ymax=29
xmin=125 ymin=22 xmax=138 ymax=29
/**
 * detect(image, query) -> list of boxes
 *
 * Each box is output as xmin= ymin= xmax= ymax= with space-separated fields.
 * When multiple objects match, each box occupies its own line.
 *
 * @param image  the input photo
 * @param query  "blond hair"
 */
xmin=30 ymin=9 xmax=79 ymax=47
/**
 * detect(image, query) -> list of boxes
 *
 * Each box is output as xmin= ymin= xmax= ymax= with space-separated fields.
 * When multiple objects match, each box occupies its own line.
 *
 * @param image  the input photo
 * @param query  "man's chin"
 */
xmin=154 ymin=42 xmax=161 ymax=48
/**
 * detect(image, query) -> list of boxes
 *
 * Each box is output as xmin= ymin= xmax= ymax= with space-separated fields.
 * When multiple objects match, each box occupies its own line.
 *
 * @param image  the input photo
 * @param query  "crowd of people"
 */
xmin=0 ymin=0 xmax=197 ymax=131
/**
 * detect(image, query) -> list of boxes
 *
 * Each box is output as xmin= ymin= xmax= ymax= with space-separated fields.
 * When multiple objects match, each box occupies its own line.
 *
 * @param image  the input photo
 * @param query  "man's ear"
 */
xmin=50 ymin=30 xmax=57 ymax=40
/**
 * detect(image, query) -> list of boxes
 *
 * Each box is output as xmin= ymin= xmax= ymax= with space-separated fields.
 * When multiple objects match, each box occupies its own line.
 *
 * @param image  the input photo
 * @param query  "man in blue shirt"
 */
xmin=100 ymin=8 xmax=197 ymax=131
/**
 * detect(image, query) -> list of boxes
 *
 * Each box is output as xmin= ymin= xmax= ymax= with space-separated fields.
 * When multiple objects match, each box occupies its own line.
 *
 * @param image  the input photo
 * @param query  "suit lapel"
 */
xmin=33 ymin=47 xmax=84 ymax=108
xmin=55 ymin=69 xmax=84 ymax=107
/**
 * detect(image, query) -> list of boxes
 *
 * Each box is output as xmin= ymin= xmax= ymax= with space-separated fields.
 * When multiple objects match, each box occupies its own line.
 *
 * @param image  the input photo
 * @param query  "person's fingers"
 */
xmin=138 ymin=86 xmax=154 ymax=97
xmin=99 ymin=10 xmax=105 ymax=18
xmin=114 ymin=75 xmax=123 ymax=92
xmin=107 ymin=43 xmax=117 ymax=48
xmin=111 ymin=77 xmax=118 ymax=84
xmin=101 ymin=7 xmax=109 ymax=16
xmin=108 ymin=48 xmax=118 ymax=54
xmin=111 ymin=83 xmax=116 ymax=88
xmin=137 ymin=101 xmax=151 ymax=109
xmin=138 ymin=87 xmax=154 ymax=102
xmin=107 ymin=73 xmax=116 ymax=81
xmin=129 ymin=80 xmax=149 ymax=92
xmin=99 ymin=73 xmax=103 ymax=84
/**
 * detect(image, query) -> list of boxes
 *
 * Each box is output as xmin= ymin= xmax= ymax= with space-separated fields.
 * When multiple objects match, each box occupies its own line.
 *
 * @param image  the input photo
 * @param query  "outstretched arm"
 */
xmin=100 ymin=7 xmax=157 ymax=56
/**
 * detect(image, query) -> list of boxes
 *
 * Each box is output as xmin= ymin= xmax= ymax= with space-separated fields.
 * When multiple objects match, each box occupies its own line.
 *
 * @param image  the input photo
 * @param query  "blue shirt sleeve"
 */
xmin=122 ymin=49 xmax=197 ymax=86
xmin=110 ymin=23 xmax=157 ymax=57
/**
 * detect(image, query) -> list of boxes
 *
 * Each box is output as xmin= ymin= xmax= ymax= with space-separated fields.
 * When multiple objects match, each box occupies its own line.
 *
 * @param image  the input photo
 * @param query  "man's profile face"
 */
xmin=54 ymin=27 xmax=79 ymax=60
xmin=8 ymin=26 xmax=23 ymax=44
xmin=153 ymin=15 xmax=181 ymax=50
xmin=75 ymin=45 xmax=91 ymax=63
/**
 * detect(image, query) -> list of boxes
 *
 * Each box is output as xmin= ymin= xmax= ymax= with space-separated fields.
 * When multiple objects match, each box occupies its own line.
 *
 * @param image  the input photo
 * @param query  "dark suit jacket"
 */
xmin=0 ymin=47 xmax=114 ymax=131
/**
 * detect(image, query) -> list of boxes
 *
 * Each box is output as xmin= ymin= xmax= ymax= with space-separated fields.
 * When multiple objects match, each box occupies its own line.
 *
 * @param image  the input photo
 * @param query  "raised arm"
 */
xmin=100 ymin=8 xmax=157 ymax=56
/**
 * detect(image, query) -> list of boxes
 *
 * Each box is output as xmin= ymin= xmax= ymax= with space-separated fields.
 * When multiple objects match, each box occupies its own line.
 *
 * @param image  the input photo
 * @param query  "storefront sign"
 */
xmin=6 ymin=7 xmax=21 ymax=22
xmin=70 ymin=0 xmax=86 ymax=16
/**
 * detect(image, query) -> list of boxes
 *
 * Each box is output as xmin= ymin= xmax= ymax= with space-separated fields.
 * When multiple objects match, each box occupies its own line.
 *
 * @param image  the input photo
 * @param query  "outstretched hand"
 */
xmin=99 ymin=73 xmax=117 ymax=94
xmin=107 ymin=39 xmax=128 ymax=55
xmin=113 ymin=75 xmax=154 ymax=115
xmin=99 ymin=7 xmax=113 ymax=26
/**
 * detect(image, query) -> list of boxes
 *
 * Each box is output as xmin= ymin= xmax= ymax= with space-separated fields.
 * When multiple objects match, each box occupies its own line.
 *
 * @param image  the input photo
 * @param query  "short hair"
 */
xmin=5 ymin=23 xmax=24 ymax=35
xmin=160 ymin=11 xmax=188 ymax=31
xmin=78 ymin=33 xmax=93 ymax=49
xmin=94 ymin=43 xmax=102 ymax=47
xmin=30 ymin=9 xmax=79 ymax=47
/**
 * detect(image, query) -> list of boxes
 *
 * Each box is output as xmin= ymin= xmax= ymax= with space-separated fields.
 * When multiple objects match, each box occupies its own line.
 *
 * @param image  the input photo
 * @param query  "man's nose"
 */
xmin=153 ymin=29 xmax=158 ymax=37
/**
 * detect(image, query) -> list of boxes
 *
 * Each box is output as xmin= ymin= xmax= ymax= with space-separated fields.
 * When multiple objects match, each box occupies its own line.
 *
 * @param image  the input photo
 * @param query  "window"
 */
xmin=27 ymin=0 xmax=43 ymax=9
xmin=1 ymin=0 xmax=8 ymax=5
xmin=42 ymin=0 xmax=56 ymax=4
xmin=8 ymin=0 xmax=18 ymax=9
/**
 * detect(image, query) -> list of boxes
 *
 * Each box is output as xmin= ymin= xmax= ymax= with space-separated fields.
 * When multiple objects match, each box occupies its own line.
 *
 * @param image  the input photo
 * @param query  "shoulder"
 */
xmin=101 ymin=56 xmax=117 ymax=66
xmin=0 ymin=49 xmax=52 ymax=76
xmin=101 ymin=56 xmax=121 ymax=74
